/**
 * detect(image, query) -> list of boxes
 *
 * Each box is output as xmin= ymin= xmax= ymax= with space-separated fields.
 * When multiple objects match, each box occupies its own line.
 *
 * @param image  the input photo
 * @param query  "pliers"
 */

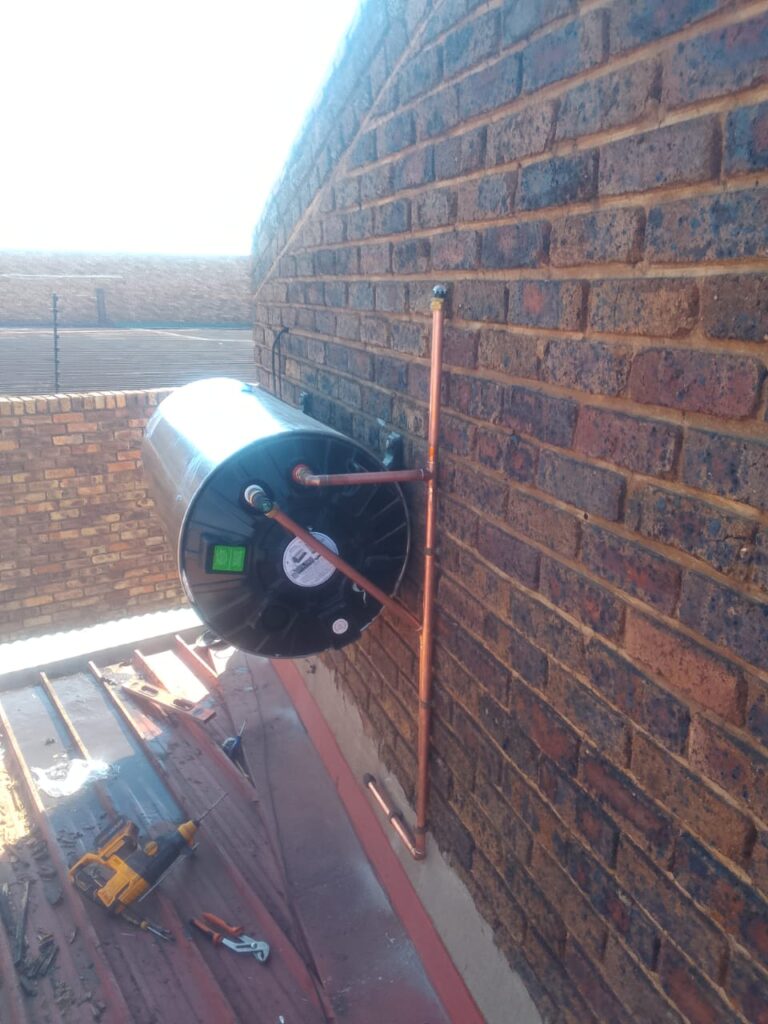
xmin=190 ymin=912 xmax=270 ymax=963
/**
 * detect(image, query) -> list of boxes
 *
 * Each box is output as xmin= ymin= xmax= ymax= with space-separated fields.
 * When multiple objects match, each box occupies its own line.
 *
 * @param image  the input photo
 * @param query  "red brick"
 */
xmin=616 ymin=838 xmax=727 ymax=980
xmin=689 ymin=714 xmax=768 ymax=823
xmin=377 ymin=110 xmax=415 ymax=158
xmin=600 ymin=116 xmax=720 ymax=196
xmin=359 ymin=243 xmax=391 ymax=275
xmin=507 ymin=489 xmax=581 ymax=557
xmin=512 ymin=680 xmax=581 ymax=770
xmin=555 ymin=58 xmax=660 ymax=141
xmin=443 ymin=9 xmax=499 ymax=79
xmin=564 ymin=939 xmax=630 ymax=1024
xmin=518 ymin=151 xmax=598 ymax=211
xmin=451 ymin=462 xmax=508 ymax=518
xmin=702 ymin=273 xmax=768 ymax=343
xmin=540 ymin=557 xmax=625 ymax=640
xmin=726 ymin=99 xmax=768 ymax=175
xmin=632 ymin=731 xmax=755 ymax=864
xmin=550 ymin=208 xmax=644 ymax=267
xmin=431 ymin=230 xmax=480 ymax=271
xmin=502 ymin=386 xmax=578 ymax=447
xmin=476 ymin=520 xmax=540 ymax=588
xmin=682 ymin=429 xmax=768 ymax=510
xmin=574 ymin=406 xmax=680 ymax=476
xmin=546 ymin=662 xmax=629 ymax=764
xmin=663 ymin=11 xmax=768 ymax=108
xmin=507 ymin=279 xmax=586 ymax=331
xmin=581 ymin=751 xmax=675 ymax=861
xmin=589 ymin=278 xmax=699 ymax=337
xmin=539 ymin=761 xmax=619 ymax=866
xmin=674 ymin=831 xmax=768 ymax=965
xmin=457 ymin=171 xmax=517 ymax=221
xmin=477 ymin=429 xmax=539 ymax=483
xmin=537 ymin=448 xmax=625 ymax=521
xmin=609 ymin=0 xmax=718 ymax=55
xmin=431 ymin=792 xmax=475 ymax=870
xmin=747 ymin=674 xmax=768 ymax=751
xmin=646 ymin=188 xmax=768 ymax=263
xmin=516 ymin=876 xmax=569 ymax=958
xmin=521 ymin=11 xmax=607 ymax=93
xmin=502 ymin=0 xmax=575 ymax=45
xmin=359 ymin=164 xmax=393 ymax=203
xmin=679 ymin=570 xmax=768 ymax=673
xmin=625 ymin=609 xmax=745 ymax=723
xmin=658 ymin=943 xmax=742 ymax=1024
xmin=413 ymin=187 xmax=457 ymax=230
xmin=542 ymin=338 xmax=630 ymax=396
xmin=458 ymin=52 xmax=521 ymax=119
xmin=487 ymin=99 xmax=557 ymax=166
xmin=483 ymin=613 xmax=549 ymax=689
xmin=602 ymin=935 xmax=684 ymax=1024
xmin=433 ymin=126 xmax=486 ymax=179
xmin=479 ymin=691 xmax=540 ymax=778
xmin=581 ymin=523 xmax=681 ymax=614
xmin=414 ymin=86 xmax=460 ymax=141
xmin=454 ymin=280 xmax=507 ymax=323
xmin=627 ymin=483 xmax=756 ymax=580
xmin=531 ymin=843 xmax=607 ymax=958
xmin=628 ymin=347 xmax=765 ymax=418
xmin=447 ymin=373 xmax=504 ymax=421
xmin=727 ymin=949 xmax=768 ymax=1024
xmin=477 ymin=329 xmax=540 ymax=380
xmin=522 ymin=927 xmax=597 ymax=1024
xmin=442 ymin=325 xmax=478 ymax=370
xmin=480 ymin=222 xmax=550 ymax=270
xmin=392 ymin=148 xmax=434 ymax=192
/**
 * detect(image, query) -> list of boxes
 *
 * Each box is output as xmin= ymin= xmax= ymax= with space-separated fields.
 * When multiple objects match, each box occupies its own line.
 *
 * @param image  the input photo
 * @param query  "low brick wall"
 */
xmin=250 ymin=2 xmax=768 ymax=1022
xmin=0 ymin=252 xmax=251 ymax=327
xmin=0 ymin=389 xmax=185 ymax=641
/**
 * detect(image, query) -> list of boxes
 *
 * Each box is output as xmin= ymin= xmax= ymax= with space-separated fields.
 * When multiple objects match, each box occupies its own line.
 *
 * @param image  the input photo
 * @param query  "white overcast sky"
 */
xmin=0 ymin=0 xmax=361 ymax=255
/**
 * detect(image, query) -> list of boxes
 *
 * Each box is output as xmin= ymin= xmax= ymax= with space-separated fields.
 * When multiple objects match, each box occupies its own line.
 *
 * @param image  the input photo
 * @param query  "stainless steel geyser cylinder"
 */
xmin=142 ymin=378 xmax=410 ymax=657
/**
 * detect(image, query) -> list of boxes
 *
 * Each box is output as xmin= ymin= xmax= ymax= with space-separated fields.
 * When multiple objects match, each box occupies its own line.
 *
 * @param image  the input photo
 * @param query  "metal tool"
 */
xmin=68 ymin=794 xmax=227 ymax=936
xmin=190 ymin=912 xmax=270 ymax=963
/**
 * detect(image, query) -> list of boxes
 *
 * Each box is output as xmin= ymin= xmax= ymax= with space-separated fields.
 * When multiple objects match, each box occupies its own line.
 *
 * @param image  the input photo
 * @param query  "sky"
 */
xmin=0 ymin=0 xmax=361 ymax=255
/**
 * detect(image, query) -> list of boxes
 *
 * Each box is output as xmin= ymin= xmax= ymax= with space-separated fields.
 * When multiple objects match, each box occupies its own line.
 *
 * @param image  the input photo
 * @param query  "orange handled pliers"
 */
xmin=190 ymin=912 xmax=270 ymax=963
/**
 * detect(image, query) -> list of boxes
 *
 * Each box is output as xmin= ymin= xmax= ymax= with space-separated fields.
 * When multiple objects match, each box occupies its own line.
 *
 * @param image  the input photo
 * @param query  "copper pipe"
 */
xmin=244 ymin=485 xmax=421 ymax=633
xmin=363 ymin=774 xmax=422 ymax=860
xmin=413 ymin=285 xmax=447 ymax=859
xmin=293 ymin=464 xmax=430 ymax=487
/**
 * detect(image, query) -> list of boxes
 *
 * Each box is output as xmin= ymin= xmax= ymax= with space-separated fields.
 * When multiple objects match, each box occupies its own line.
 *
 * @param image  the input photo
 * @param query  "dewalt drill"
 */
xmin=69 ymin=794 xmax=226 ymax=938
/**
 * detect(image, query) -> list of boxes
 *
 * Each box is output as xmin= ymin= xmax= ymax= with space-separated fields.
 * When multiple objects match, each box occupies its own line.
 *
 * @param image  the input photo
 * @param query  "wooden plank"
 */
xmin=0 ymin=694 xmax=134 ymax=1024
xmin=129 ymin=651 xmax=216 ymax=723
xmin=174 ymin=634 xmax=220 ymax=688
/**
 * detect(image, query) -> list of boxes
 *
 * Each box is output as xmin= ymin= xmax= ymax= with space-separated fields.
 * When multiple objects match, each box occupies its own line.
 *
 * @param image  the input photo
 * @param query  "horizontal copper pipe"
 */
xmin=243 ymin=486 xmax=421 ymax=633
xmin=363 ymin=775 xmax=424 ymax=860
xmin=292 ymin=464 xmax=429 ymax=487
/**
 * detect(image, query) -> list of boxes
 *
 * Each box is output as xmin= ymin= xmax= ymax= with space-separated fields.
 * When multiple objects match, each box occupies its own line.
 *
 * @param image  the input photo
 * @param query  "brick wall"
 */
xmin=250 ymin=2 xmax=768 ymax=1022
xmin=0 ymin=389 xmax=185 ymax=642
xmin=0 ymin=252 xmax=251 ymax=327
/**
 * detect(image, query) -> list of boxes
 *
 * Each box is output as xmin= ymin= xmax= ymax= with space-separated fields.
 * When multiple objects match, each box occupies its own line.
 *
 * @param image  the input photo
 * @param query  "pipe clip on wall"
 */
xmin=258 ymin=284 xmax=448 ymax=861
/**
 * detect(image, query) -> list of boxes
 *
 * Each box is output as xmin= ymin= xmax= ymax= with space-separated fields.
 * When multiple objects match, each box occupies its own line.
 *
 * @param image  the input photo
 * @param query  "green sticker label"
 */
xmin=211 ymin=544 xmax=247 ymax=573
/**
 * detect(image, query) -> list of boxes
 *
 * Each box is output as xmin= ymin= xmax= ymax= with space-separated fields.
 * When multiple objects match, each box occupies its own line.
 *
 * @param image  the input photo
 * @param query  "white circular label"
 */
xmin=282 ymin=532 xmax=339 ymax=588
xmin=332 ymin=618 xmax=349 ymax=635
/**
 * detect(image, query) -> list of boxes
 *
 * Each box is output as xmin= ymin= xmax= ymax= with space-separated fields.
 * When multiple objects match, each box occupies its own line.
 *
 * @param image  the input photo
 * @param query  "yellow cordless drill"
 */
xmin=69 ymin=794 xmax=226 ymax=939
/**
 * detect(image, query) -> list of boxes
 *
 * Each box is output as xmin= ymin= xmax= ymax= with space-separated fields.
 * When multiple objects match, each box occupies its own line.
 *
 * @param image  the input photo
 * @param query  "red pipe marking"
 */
xmin=271 ymin=657 xmax=485 ymax=1024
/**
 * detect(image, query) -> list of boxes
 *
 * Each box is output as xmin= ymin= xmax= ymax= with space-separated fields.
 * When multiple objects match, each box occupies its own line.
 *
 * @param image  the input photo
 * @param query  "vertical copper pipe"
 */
xmin=414 ymin=285 xmax=447 ymax=859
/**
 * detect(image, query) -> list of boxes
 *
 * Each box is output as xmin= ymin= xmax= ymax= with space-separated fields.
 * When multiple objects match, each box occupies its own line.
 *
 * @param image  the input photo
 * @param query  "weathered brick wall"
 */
xmin=0 ymin=389 xmax=185 ymax=641
xmin=0 ymin=252 xmax=251 ymax=327
xmin=251 ymin=2 xmax=768 ymax=1022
